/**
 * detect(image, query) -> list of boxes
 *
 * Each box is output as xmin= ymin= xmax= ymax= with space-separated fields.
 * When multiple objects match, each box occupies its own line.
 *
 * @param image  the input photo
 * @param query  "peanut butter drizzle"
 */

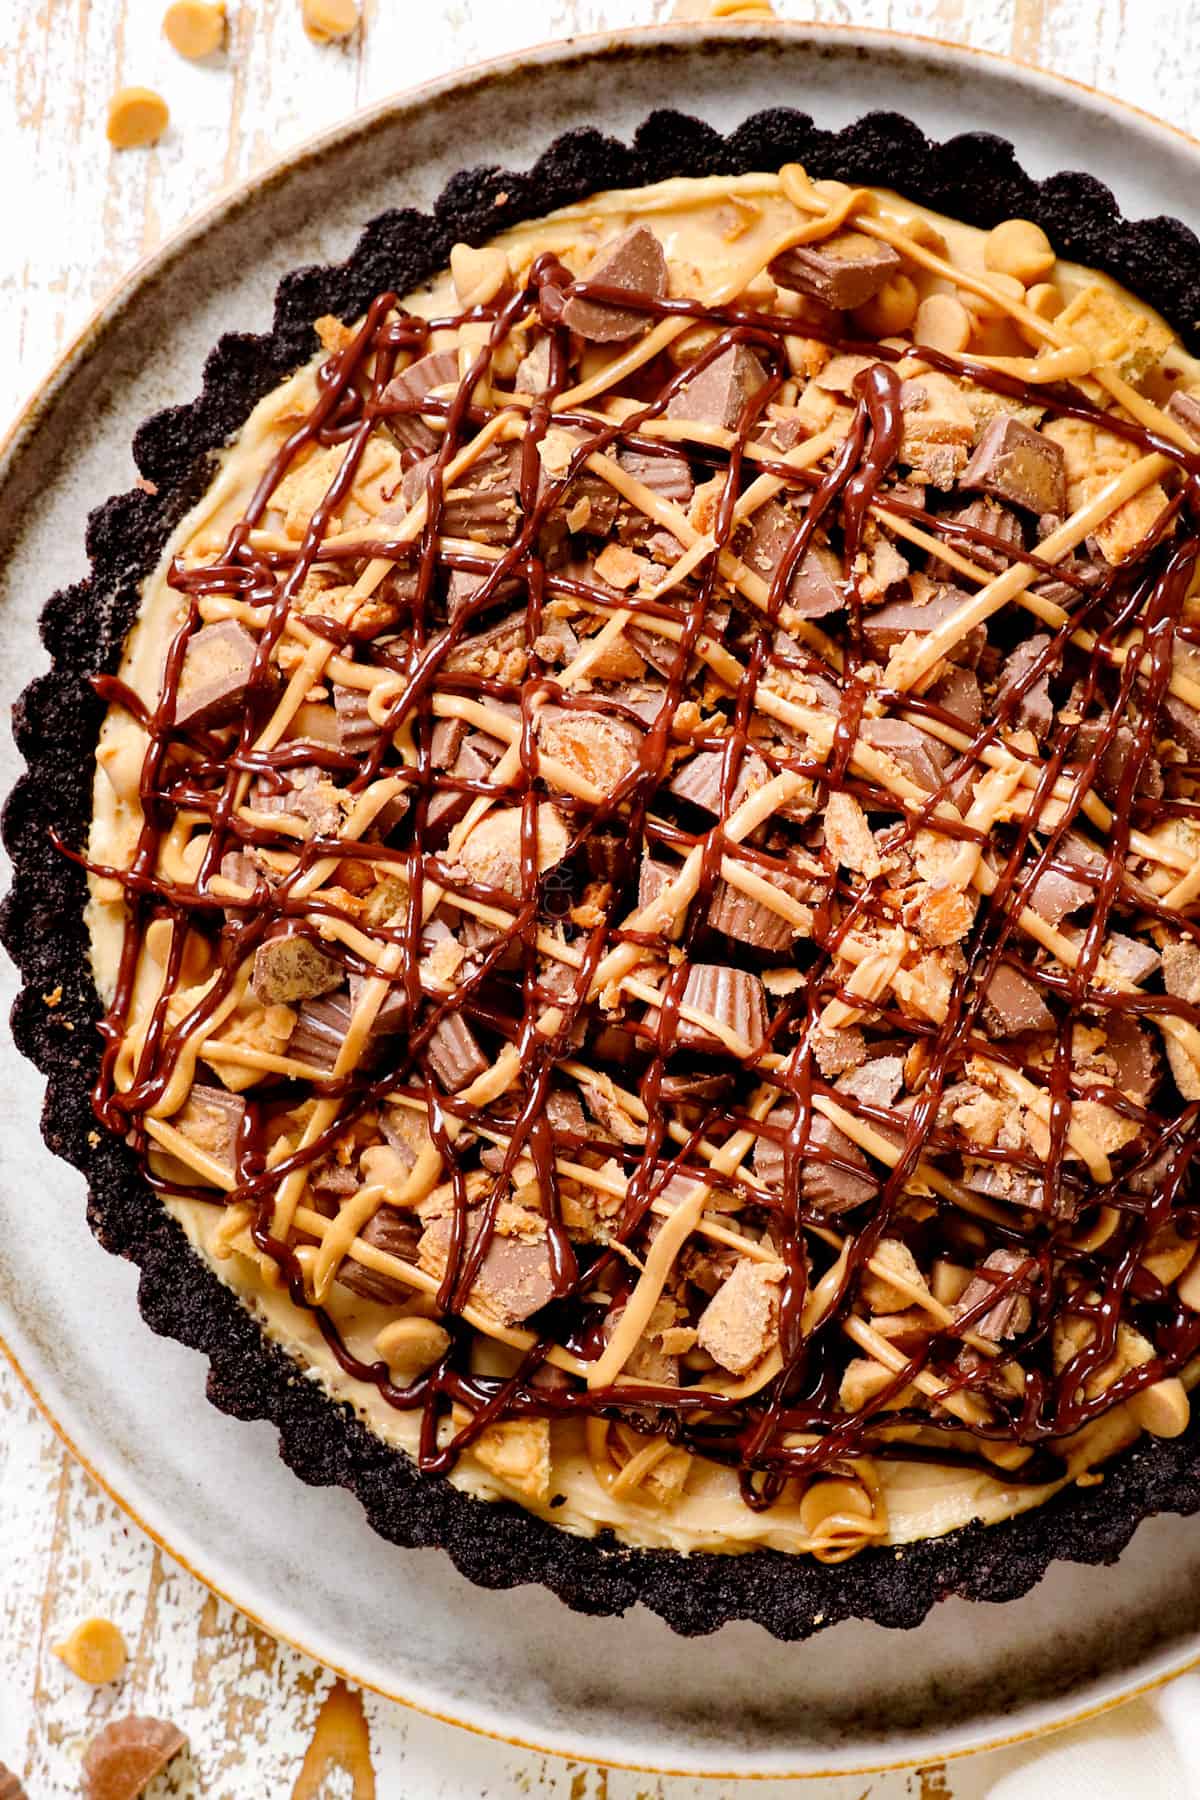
xmin=77 ymin=174 xmax=1200 ymax=1535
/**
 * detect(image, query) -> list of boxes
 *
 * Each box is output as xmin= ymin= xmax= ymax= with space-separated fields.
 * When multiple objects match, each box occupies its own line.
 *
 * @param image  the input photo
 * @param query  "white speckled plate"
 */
xmin=5 ymin=24 xmax=1200 ymax=1779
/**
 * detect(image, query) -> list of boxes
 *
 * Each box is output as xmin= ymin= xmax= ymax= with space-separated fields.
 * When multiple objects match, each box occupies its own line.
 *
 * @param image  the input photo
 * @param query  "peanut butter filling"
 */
xmin=86 ymin=172 xmax=1200 ymax=1557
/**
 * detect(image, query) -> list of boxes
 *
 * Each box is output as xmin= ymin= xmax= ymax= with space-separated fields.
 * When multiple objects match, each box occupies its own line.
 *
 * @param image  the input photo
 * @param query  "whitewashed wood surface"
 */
xmin=4 ymin=1 xmax=1200 ymax=1793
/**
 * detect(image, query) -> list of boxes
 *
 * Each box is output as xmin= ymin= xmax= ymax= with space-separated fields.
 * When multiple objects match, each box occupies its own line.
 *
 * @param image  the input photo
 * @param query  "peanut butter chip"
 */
xmin=163 ymin=0 xmax=225 ymax=57
xmin=53 ymin=1616 xmax=128 ymax=1685
xmin=106 ymin=88 xmax=169 ymax=149
xmin=853 ymin=273 xmax=918 ymax=338
xmin=914 ymin=292 xmax=972 ymax=354
xmin=374 ymin=1315 xmax=451 ymax=1377
xmin=984 ymin=218 xmax=1056 ymax=285
xmin=81 ymin=1716 xmax=186 ymax=1800
xmin=302 ymin=0 xmax=360 ymax=42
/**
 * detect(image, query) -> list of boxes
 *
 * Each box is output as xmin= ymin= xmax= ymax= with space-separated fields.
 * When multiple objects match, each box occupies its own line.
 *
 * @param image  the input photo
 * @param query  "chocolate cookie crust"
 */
xmin=8 ymin=106 xmax=1200 ymax=1641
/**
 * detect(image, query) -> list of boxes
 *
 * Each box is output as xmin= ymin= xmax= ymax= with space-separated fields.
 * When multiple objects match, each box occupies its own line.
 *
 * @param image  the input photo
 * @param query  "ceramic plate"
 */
xmin=5 ymin=24 xmax=1200 ymax=1779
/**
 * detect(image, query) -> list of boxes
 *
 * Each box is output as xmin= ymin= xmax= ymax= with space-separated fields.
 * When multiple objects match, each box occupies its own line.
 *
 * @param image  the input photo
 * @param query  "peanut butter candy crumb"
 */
xmin=106 ymin=88 xmax=169 ymax=150
xmin=53 ymin=1616 xmax=128 ymax=1685
xmin=302 ymin=0 xmax=360 ymax=41
xmin=163 ymin=0 xmax=226 ymax=57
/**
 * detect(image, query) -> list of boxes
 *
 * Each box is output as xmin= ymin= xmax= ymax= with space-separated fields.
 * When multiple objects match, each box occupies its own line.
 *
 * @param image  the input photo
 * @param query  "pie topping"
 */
xmin=85 ymin=167 xmax=1200 ymax=1559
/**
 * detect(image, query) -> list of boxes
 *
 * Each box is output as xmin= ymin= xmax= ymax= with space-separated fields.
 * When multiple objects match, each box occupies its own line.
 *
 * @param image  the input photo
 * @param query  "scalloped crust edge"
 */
xmin=6 ymin=106 xmax=1200 ymax=1644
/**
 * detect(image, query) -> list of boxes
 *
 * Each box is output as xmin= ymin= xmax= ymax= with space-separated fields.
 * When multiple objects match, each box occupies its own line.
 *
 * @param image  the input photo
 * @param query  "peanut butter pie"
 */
xmin=10 ymin=112 xmax=1200 ymax=1638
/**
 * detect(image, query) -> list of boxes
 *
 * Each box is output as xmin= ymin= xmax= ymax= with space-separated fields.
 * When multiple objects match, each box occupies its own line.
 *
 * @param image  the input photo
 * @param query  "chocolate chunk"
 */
xmin=443 ymin=609 xmax=528 ymax=680
xmin=1167 ymin=389 xmax=1200 ymax=440
xmin=251 ymin=931 xmax=342 ymax=1005
xmin=561 ymin=225 xmax=668 ymax=343
xmin=652 ymin=964 xmax=768 ymax=1054
xmin=1100 ymin=931 xmax=1161 ymax=986
xmin=954 ymin=1248 xmax=1032 ymax=1341
xmin=695 ymin=1257 xmax=783 ymax=1375
xmin=248 ymin=765 xmax=344 ymax=837
xmin=404 ymin=442 xmax=523 ymax=544
xmin=982 ymin=963 xmax=1054 ymax=1037
xmin=813 ymin=1025 xmax=867 ymax=1078
xmin=739 ymin=501 xmax=844 ymax=617
xmin=754 ymin=1103 xmax=876 ymax=1212
xmin=311 ymin=1159 xmax=359 ymax=1200
xmin=546 ymin=1086 xmax=588 ymax=1142
xmin=288 ymin=988 xmax=398 ymax=1075
xmin=757 ymin=411 xmax=807 ymax=455
xmin=337 ymin=1203 xmax=421 ymax=1306
xmin=346 ymin=970 xmax=406 ymax=1040
xmin=581 ymin=1082 xmax=646 ymax=1145
xmin=425 ymin=1012 xmax=488 ymax=1092
xmin=804 ymin=1112 xmax=880 ymax=1213
xmin=837 ymin=1054 xmax=905 ymax=1110
xmin=680 ymin=1236 xmax=741 ymax=1299
xmin=961 ymin=416 xmax=1067 ymax=517
xmin=419 ymin=1206 xmax=555 ymax=1325
xmin=533 ymin=615 xmax=581 ymax=666
xmin=602 ymin=1297 xmax=681 ymax=1389
xmin=862 ymin=585 xmax=985 ymax=665
xmin=1101 ymin=1014 xmax=1160 ymax=1106
xmin=769 ymin=230 xmax=901 ymax=310
xmin=0 ymin=1765 xmax=27 ymax=1800
xmin=218 ymin=848 xmax=258 ymax=918
xmin=1026 ymin=862 xmax=1093 ymax=926
xmin=333 ymin=682 xmax=385 ymax=756
xmin=962 ymin=1159 xmax=1065 ymax=1217
xmin=668 ymin=746 xmax=771 ymax=814
xmin=1073 ymin=714 xmax=1164 ymax=802
xmin=606 ymin=678 xmax=678 ymax=727
xmin=381 ymin=1102 xmax=435 ymax=1170
xmin=514 ymin=335 xmax=554 ymax=396
xmin=453 ymin=729 xmax=504 ymax=782
xmin=927 ymin=662 xmax=982 ymax=731
xmin=445 ymin=567 xmax=524 ymax=618
xmin=171 ymin=1083 xmax=244 ymax=1176
xmin=659 ymin=1071 xmax=735 ymax=1104
xmin=427 ymin=722 xmax=501 ymax=829
xmin=930 ymin=498 xmax=1024 ymax=578
xmin=1026 ymin=831 xmax=1108 ymax=926
xmin=379 ymin=348 xmax=460 ymax=451
xmin=860 ymin=717 xmax=950 ymax=791
xmin=283 ymin=700 xmax=340 ymax=749
xmin=708 ymin=870 xmax=810 ymax=951
xmin=617 ymin=443 xmax=694 ymax=505
xmin=592 ymin=1023 xmax=647 ymax=1064
xmin=1163 ymin=691 xmax=1200 ymax=756
xmin=638 ymin=853 xmax=681 ymax=923
xmin=430 ymin=716 xmax=467 ymax=771
xmin=81 ymin=1715 xmax=187 ymax=1800
xmin=623 ymin=626 xmax=691 ymax=682
xmin=665 ymin=343 xmax=769 ymax=433
xmin=997 ymin=633 xmax=1053 ymax=738
xmin=542 ymin=454 xmax=625 ymax=539
xmin=173 ymin=620 xmax=260 ymax=730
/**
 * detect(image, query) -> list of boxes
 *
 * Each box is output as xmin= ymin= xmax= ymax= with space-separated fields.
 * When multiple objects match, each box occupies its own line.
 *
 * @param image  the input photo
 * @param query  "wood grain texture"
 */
xmin=2 ymin=0 xmax=1197 ymax=1791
